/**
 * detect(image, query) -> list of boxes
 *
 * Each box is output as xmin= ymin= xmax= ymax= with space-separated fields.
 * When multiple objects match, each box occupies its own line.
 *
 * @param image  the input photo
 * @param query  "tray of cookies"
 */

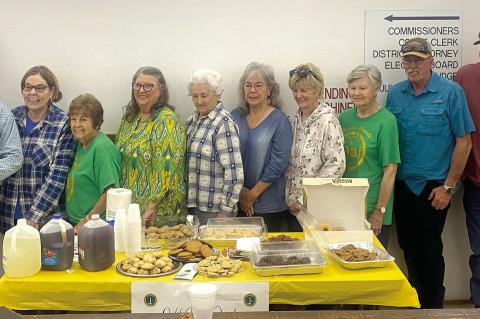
xmin=251 ymin=240 xmax=326 ymax=276
xmin=199 ymin=217 xmax=267 ymax=246
xmin=143 ymin=222 xmax=198 ymax=250
xmin=325 ymin=241 xmax=395 ymax=269
xmin=197 ymin=255 xmax=245 ymax=277
xmin=168 ymin=240 xmax=218 ymax=263
xmin=117 ymin=250 xmax=181 ymax=277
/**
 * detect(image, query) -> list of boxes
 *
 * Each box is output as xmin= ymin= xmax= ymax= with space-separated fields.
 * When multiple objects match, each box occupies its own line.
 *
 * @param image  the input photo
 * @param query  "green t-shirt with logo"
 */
xmin=339 ymin=107 xmax=400 ymax=225
xmin=66 ymin=133 xmax=121 ymax=223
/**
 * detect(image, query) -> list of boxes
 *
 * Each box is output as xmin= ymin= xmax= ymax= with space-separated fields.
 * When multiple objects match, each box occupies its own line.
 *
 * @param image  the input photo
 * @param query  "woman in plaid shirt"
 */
xmin=185 ymin=69 xmax=244 ymax=225
xmin=0 ymin=66 xmax=75 ymax=233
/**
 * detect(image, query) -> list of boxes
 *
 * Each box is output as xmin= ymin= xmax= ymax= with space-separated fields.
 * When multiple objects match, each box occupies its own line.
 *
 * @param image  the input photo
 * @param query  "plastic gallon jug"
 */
xmin=3 ymin=219 xmax=41 ymax=278
xmin=78 ymin=214 xmax=115 ymax=271
xmin=40 ymin=214 xmax=74 ymax=270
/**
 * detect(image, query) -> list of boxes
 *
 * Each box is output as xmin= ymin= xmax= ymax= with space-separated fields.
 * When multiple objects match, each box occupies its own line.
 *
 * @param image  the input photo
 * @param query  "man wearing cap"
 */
xmin=0 ymin=102 xmax=23 ymax=277
xmin=454 ymin=32 xmax=480 ymax=308
xmin=387 ymin=37 xmax=475 ymax=308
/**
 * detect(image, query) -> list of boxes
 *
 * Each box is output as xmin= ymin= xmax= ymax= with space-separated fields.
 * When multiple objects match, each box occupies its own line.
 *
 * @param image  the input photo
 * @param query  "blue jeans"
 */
xmin=464 ymin=178 xmax=480 ymax=306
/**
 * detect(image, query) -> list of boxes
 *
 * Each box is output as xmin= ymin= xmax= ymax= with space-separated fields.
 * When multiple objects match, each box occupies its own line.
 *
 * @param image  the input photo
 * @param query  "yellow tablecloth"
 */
xmin=0 ymin=234 xmax=419 ymax=310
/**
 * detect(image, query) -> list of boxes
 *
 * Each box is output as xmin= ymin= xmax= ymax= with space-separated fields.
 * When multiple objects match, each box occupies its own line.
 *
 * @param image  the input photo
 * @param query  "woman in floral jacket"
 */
xmin=285 ymin=63 xmax=345 ymax=230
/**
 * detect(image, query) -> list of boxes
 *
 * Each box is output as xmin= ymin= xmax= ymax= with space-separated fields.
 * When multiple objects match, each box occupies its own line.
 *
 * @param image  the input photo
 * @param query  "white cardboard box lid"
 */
xmin=302 ymin=178 xmax=369 ymax=230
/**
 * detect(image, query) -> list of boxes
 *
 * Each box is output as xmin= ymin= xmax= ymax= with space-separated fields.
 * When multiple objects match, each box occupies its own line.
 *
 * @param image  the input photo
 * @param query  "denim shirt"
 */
xmin=386 ymin=72 xmax=475 ymax=195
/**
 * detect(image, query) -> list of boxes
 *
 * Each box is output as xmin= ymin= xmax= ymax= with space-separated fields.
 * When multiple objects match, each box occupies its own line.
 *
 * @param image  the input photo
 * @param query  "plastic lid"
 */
xmin=91 ymin=214 xmax=100 ymax=220
xmin=52 ymin=213 xmax=62 ymax=219
xmin=17 ymin=219 xmax=27 ymax=226
xmin=188 ymin=283 xmax=218 ymax=297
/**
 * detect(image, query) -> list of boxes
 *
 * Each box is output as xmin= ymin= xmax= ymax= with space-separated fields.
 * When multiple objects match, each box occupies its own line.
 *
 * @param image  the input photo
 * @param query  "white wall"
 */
xmin=1 ymin=0 xmax=478 ymax=301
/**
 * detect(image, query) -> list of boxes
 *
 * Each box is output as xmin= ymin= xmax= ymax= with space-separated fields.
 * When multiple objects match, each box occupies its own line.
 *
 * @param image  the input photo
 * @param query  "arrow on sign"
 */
xmin=384 ymin=15 xmax=460 ymax=22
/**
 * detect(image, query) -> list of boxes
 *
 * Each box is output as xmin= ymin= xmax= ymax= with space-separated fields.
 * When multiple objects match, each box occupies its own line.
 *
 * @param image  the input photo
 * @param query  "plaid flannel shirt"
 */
xmin=185 ymin=102 xmax=244 ymax=216
xmin=0 ymin=103 xmax=23 ymax=182
xmin=0 ymin=105 xmax=74 ymax=233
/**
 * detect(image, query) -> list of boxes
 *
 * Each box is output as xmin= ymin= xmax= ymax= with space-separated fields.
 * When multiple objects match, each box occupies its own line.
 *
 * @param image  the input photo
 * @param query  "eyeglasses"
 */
xmin=400 ymin=45 xmax=430 ymax=55
xmin=402 ymin=56 xmax=427 ymax=66
xmin=23 ymin=84 xmax=48 ymax=93
xmin=289 ymin=68 xmax=321 ymax=81
xmin=244 ymin=83 xmax=265 ymax=92
xmin=132 ymin=82 xmax=159 ymax=92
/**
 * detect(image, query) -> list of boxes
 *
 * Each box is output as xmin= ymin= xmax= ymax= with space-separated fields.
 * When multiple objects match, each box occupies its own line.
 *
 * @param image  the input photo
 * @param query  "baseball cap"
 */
xmin=401 ymin=38 xmax=432 ymax=59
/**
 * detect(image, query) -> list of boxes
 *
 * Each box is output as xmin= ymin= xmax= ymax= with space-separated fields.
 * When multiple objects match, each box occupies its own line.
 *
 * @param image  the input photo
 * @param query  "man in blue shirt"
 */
xmin=387 ymin=37 xmax=475 ymax=309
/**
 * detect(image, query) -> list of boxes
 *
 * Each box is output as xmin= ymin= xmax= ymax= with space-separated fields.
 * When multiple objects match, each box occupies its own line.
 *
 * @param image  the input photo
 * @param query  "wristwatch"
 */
xmin=443 ymin=184 xmax=455 ymax=194
xmin=375 ymin=206 xmax=386 ymax=214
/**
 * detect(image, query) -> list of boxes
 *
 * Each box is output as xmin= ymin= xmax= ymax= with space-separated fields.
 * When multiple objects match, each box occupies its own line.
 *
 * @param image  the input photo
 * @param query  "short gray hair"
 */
xmin=237 ymin=62 xmax=282 ymax=110
xmin=187 ymin=69 xmax=223 ymax=97
xmin=346 ymin=64 xmax=382 ymax=92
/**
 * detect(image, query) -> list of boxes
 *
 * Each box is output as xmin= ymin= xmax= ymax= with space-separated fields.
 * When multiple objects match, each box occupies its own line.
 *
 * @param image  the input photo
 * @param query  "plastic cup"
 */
xmin=188 ymin=283 xmax=217 ymax=319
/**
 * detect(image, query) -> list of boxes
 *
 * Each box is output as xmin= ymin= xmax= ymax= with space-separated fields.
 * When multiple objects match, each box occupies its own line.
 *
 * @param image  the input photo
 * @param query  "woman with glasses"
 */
xmin=339 ymin=65 xmax=400 ymax=248
xmin=65 ymin=94 xmax=120 ymax=233
xmin=116 ymin=66 xmax=186 ymax=226
xmin=231 ymin=62 xmax=293 ymax=232
xmin=185 ymin=69 xmax=244 ymax=225
xmin=285 ymin=63 xmax=345 ymax=230
xmin=0 ymin=66 xmax=75 ymax=233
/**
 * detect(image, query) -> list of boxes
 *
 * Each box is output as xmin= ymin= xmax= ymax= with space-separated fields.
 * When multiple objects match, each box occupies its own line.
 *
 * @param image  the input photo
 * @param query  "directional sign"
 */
xmin=365 ymin=10 xmax=463 ymax=104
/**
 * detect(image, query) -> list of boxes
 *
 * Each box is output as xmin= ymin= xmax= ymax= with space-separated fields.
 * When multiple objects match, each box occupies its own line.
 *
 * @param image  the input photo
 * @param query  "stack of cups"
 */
xmin=125 ymin=204 xmax=142 ymax=258
xmin=188 ymin=283 xmax=218 ymax=319
xmin=114 ymin=208 xmax=127 ymax=252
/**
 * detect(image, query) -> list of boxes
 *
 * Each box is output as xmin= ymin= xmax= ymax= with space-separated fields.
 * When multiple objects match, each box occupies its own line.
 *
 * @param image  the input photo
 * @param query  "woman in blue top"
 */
xmin=231 ymin=62 xmax=293 ymax=232
xmin=0 ymin=66 xmax=74 ymax=233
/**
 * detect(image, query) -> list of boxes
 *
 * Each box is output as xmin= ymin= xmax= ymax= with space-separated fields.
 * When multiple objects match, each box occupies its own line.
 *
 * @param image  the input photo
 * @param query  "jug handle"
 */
xmin=59 ymin=219 xmax=67 ymax=246
xmin=10 ymin=226 xmax=19 ymax=253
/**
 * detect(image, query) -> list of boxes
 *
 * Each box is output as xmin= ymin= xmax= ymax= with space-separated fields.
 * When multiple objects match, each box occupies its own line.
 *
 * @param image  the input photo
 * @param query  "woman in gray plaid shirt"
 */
xmin=185 ymin=69 xmax=244 ymax=225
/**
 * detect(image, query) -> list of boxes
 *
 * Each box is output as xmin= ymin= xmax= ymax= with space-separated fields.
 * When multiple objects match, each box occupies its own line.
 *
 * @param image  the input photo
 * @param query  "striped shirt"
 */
xmin=0 ymin=105 xmax=74 ymax=233
xmin=186 ymin=102 xmax=244 ymax=216
xmin=0 ymin=103 xmax=23 ymax=182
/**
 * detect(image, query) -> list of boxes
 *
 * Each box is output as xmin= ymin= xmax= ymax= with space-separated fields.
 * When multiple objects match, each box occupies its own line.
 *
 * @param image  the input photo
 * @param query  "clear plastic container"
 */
xmin=199 ymin=217 xmax=267 ymax=246
xmin=78 ymin=214 xmax=115 ymax=272
xmin=40 ymin=214 xmax=74 ymax=271
xmin=143 ymin=215 xmax=199 ymax=249
xmin=3 ymin=219 xmax=41 ymax=278
xmin=251 ymin=240 xmax=326 ymax=276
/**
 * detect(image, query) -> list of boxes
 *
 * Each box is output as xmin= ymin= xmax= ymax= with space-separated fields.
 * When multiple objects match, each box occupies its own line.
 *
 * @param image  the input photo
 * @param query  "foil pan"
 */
xmin=325 ymin=241 xmax=395 ymax=269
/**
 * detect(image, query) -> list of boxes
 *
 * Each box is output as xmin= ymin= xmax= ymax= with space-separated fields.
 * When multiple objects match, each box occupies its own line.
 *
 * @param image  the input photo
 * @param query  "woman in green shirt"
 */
xmin=66 ymin=94 xmax=120 ymax=233
xmin=339 ymin=65 xmax=400 ymax=248
xmin=116 ymin=66 xmax=186 ymax=226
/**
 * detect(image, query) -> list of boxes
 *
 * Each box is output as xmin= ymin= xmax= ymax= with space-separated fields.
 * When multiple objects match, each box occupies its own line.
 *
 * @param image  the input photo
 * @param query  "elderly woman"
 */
xmin=65 ymin=94 xmax=120 ymax=233
xmin=286 ymin=63 xmax=346 ymax=230
xmin=339 ymin=65 xmax=400 ymax=248
xmin=0 ymin=66 xmax=74 ymax=233
xmin=116 ymin=66 xmax=186 ymax=226
xmin=231 ymin=62 xmax=293 ymax=232
xmin=185 ymin=69 xmax=244 ymax=225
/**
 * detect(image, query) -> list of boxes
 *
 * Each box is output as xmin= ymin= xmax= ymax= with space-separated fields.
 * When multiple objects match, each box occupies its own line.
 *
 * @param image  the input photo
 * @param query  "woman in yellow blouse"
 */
xmin=116 ymin=66 xmax=186 ymax=225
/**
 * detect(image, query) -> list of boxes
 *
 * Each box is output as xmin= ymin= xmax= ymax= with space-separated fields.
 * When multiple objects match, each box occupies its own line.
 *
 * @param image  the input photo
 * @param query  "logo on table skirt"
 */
xmin=144 ymin=293 xmax=157 ymax=307
xmin=243 ymin=293 xmax=257 ymax=307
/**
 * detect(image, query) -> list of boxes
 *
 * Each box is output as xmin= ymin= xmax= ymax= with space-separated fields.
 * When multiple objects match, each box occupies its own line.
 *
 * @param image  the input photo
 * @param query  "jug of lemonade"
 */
xmin=3 ymin=219 xmax=41 ymax=278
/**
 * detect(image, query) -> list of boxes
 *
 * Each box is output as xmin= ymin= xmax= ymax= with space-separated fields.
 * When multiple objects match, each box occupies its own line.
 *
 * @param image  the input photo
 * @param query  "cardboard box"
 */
xmin=299 ymin=178 xmax=373 ymax=246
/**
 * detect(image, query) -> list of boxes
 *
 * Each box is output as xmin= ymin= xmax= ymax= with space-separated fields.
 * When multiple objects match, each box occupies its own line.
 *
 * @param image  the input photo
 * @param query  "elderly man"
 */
xmin=0 ymin=102 xmax=23 ymax=277
xmin=0 ymin=103 xmax=22 ymax=183
xmin=454 ymin=33 xmax=480 ymax=308
xmin=387 ymin=37 xmax=475 ymax=308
